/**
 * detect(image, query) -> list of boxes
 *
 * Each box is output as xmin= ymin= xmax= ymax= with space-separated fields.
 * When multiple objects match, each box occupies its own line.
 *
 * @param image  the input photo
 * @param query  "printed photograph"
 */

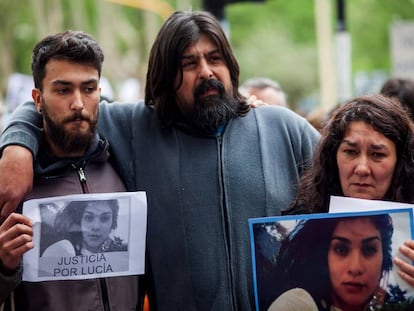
xmin=249 ymin=209 xmax=414 ymax=311
xmin=39 ymin=198 xmax=129 ymax=257
xmin=22 ymin=191 xmax=147 ymax=282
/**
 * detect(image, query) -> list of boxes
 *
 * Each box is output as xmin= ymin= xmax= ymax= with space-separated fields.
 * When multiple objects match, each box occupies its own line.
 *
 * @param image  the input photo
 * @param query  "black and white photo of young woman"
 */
xmin=40 ymin=199 xmax=128 ymax=257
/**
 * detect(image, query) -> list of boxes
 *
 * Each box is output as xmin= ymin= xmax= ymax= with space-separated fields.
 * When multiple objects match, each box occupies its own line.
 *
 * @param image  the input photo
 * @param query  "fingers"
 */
xmin=1 ymin=213 xmax=33 ymax=232
xmin=250 ymin=99 xmax=265 ymax=108
xmin=246 ymin=95 xmax=267 ymax=108
xmin=394 ymin=257 xmax=414 ymax=286
xmin=398 ymin=241 xmax=414 ymax=260
xmin=394 ymin=241 xmax=414 ymax=287
xmin=0 ymin=213 xmax=34 ymax=271
xmin=246 ymin=95 xmax=258 ymax=104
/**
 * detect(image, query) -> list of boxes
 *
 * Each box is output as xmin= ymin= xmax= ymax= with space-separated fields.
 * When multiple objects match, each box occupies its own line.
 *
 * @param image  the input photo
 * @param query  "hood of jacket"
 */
xmin=34 ymin=133 xmax=110 ymax=177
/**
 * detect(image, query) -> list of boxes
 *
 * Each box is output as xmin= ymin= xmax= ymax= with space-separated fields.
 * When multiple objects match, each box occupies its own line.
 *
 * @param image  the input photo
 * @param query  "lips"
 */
xmin=87 ymin=234 xmax=102 ymax=241
xmin=352 ymin=183 xmax=371 ymax=187
xmin=201 ymin=87 xmax=219 ymax=97
xmin=342 ymin=282 xmax=366 ymax=293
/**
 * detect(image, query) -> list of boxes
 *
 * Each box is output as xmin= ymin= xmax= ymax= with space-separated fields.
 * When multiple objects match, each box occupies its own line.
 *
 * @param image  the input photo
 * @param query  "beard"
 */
xmin=43 ymin=103 xmax=97 ymax=155
xmin=191 ymin=79 xmax=238 ymax=134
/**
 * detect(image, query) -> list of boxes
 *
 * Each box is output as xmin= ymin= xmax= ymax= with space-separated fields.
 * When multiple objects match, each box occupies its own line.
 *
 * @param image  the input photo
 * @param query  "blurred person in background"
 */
xmin=380 ymin=77 xmax=414 ymax=120
xmin=240 ymin=76 xmax=289 ymax=108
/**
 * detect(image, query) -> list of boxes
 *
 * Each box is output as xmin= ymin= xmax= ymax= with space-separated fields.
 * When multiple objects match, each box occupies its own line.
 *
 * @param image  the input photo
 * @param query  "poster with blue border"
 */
xmin=249 ymin=208 xmax=414 ymax=311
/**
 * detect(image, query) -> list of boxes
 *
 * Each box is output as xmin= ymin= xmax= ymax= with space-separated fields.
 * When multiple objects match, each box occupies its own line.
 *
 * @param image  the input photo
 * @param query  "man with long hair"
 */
xmin=0 ymin=11 xmax=319 ymax=310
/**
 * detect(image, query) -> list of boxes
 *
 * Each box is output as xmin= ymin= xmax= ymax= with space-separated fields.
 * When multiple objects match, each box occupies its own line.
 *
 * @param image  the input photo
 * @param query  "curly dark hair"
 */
xmin=291 ymin=94 xmax=414 ymax=213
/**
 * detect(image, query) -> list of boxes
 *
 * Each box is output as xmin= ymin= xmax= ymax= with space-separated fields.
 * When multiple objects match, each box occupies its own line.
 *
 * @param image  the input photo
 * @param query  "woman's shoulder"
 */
xmin=42 ymin=239 xmax=76 ymax=257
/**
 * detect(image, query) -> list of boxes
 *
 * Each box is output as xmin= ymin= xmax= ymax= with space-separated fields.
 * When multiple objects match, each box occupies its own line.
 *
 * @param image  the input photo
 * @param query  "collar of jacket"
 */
xmin=172 ymin=115 xmax=231 ymax=138
xmin=34 ymin=133 xmax=110 ymax=176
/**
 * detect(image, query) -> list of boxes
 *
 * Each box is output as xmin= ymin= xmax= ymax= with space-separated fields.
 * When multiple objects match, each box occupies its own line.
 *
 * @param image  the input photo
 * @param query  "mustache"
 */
xmin=194 ymin=79 xmax=225 ymax=98
xmin=63 ymin=112 xmax=90 ymax=123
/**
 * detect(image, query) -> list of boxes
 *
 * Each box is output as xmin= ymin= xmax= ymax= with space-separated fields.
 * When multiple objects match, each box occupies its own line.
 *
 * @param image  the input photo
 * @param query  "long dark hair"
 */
xmin=292 ymin=94 xmax=414 ymax=213
xmin=273 ymin=214 xmax=393 ymax=310
xmin=145 ymin=10 xmax=249 ymax=126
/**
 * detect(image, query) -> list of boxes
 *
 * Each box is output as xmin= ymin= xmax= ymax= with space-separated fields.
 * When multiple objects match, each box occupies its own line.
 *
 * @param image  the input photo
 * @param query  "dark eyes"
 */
xmin=83 ymin=214 xmax=94 ymax=223
xmin=341 ymin=149 xmax=386 ymax=159
xmin=372 ymin=152 xmax=386 ymax=159
xmin=209 ymin=55 xmax=222 ymax=63
xmin=331 ymin=242 xmax=378 ymax=258
xmin=343 ymin=149 xmax=357 ymax=156
xmin=57 ymin=88 xmax=70 ymax=94
xmin=82 ymin=214 xmax=112 ymax=223
xmin=362 ymin=245 xmax=378 ymax=257
xmin=55 ymin=86 xmax=97 ymax=94
xmin=333 ymin=243 xmax=349 ymax=256
xmin=181 ymin=55 xmax=223 ymax=68
xmin=182 ymin=61 xmax=196 ymax=68
xmin=100 ymin=215 xmax=112 ymax=223
xmin=84 ymin=86 xmax=97 ymax=93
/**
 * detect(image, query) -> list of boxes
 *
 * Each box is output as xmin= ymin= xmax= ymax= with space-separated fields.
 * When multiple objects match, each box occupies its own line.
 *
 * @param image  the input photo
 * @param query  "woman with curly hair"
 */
xmin=267 ymin=94 xmax=414 ymax=310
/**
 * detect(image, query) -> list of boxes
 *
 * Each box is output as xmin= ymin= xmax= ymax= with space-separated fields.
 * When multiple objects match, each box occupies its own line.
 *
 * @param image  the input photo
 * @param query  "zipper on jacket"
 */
xmin=72 ymin=163 xmax=110 ymax=311
xmin=217 ymin=134 xmax=237 ymax=310
xmin=75 ymin=166 xmax=90 ymax=193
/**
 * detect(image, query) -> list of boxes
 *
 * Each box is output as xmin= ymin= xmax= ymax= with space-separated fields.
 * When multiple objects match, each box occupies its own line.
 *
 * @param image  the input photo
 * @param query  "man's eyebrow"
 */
xmin=182 ymin=49 xmax=221 ymax=59
xmin=82 ymin=78 xmax=99 ymax=84
xmin=51 ymin=80 xmax=72 ymax=86
xmin=50 ymin=78 xmax=98 ymax=85
xmin=181 ymin=54 xmax=196 ymax=60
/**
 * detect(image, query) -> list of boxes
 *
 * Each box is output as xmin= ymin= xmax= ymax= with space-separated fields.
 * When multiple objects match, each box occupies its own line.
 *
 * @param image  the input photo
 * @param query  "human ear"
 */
xmin=32 ymin=88 xmax=43 ymax=114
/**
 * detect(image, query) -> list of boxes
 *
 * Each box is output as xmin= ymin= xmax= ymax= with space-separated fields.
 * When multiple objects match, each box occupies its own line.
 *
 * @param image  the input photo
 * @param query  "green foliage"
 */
xmin=2 ymin=0 xmax=414 ymax=109
xmin=225 ymin=0 xmax=414 ymax=109
xmin=227 ymin=0 xmax=318 ymax=108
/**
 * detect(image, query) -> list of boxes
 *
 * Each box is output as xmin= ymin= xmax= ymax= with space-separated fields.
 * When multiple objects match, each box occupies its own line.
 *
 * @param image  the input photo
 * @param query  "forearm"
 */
xmin=0 ymin=101 xmax=42 ymax=157
xmin=0 ymin=146 xmax=34 ymax=218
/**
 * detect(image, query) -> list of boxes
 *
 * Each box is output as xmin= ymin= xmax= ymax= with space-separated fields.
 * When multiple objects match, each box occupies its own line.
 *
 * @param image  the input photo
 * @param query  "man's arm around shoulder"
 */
xmin=0 ymin=146 xmax=34 ymax=219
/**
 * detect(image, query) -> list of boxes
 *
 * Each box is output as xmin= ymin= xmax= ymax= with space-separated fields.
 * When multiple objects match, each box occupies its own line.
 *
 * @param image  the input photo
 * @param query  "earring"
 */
xmin=369 ymin=285 xmax=386 ymax=310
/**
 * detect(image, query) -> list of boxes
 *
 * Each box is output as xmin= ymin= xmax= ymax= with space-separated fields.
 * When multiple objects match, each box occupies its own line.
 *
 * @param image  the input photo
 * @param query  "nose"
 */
xmin=354 ymin=156 xmax=371 ymax=177
xmin=347 ymin=251 xmax=364 ymax=276
xmin=198 ymin=59 xmax=214 ymax=80
xmin=70 ymin=90 xmax=85 ymax=111
xmin=89 ymin=219 xmax=101 ymax=231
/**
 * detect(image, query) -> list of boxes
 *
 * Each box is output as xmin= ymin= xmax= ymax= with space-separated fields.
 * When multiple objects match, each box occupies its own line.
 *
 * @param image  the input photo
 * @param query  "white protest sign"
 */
xmin=22 ymin=191 xmax=147 ymax=282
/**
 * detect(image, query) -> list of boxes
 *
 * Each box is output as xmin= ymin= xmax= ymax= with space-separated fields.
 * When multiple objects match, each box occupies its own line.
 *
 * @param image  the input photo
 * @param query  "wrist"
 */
xmin=0 ymin=260 xmax=18 ymax=276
